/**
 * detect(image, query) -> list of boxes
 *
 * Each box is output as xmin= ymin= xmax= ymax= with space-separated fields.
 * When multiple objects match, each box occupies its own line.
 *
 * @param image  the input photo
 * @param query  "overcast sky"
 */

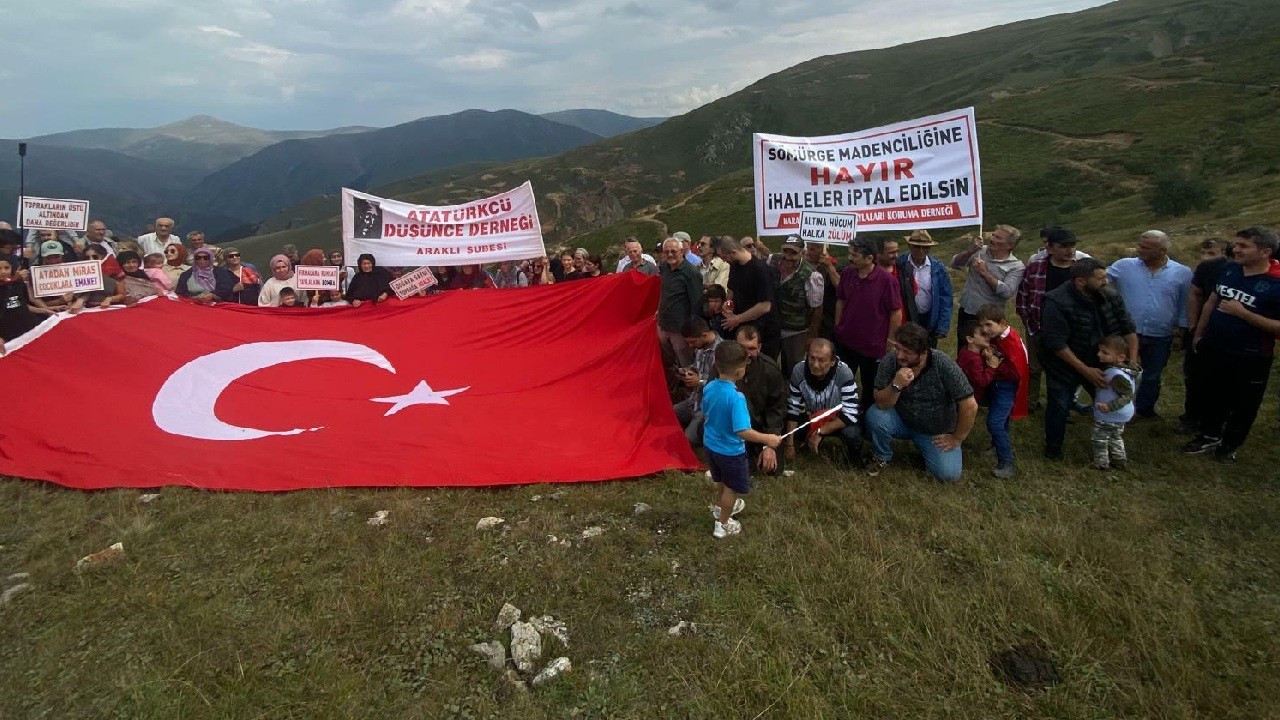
xmin=1 ymin=0 xmax=1108 ymax=137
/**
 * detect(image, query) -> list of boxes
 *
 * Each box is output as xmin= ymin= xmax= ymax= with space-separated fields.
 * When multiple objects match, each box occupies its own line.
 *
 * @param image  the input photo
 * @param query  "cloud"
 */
xmin=198 ymin=25 xmax=242 ymax=38
xmin=438 ymin=49 xmax=517 ymax=71
xmin=0 ymin=0 xmax=1112 ymax=136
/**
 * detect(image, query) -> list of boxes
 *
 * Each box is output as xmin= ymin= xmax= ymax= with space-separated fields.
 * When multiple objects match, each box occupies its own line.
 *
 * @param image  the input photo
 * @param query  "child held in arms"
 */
xmin=956 ymin=303 xmax=1029 ymax=478
xmin=1091 ymin=335 xmax=1141 ymax=471
xmin=700 ymin=341 xmax=782 ymax=539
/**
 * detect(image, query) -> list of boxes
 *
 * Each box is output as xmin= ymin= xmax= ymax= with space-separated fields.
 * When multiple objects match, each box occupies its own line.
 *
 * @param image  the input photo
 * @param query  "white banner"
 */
xmin=341 ymin=182 xmax=545 ymax=267
xmin=32 ymin=260 xmax=103 ymax=297
xmin=20 ymin=196 xmax=89 ymax=231
xmin=753 ymin=108 xmax=982 ymax=236
xmin=390 ymin=267 xmax=439 ymax=299
xmin=798 ymin=210 xmax=857 ymax=245
xmin=295 ymin=265 xmax=340 ymax=291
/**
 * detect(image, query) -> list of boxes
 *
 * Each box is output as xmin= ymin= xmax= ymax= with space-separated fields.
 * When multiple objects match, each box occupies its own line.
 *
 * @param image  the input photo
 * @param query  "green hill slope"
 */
xmin=237 ymin=0 xmax=1280 ymax=270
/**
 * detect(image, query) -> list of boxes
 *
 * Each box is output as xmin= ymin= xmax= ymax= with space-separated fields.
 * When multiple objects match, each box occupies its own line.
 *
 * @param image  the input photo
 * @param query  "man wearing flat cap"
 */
xmin=895 ymin=230 xmax=953 ymax=348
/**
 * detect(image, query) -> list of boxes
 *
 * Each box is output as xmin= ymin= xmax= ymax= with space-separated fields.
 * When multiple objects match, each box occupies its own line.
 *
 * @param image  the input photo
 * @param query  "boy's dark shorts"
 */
xmin=707 ymin=449 xmax=751 ymax=495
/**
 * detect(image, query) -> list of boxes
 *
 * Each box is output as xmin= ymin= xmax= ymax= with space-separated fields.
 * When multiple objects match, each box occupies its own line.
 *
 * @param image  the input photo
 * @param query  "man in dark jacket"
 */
xmin=658 ymin=237 xmax=704 ymax=367
xmin=1039 ymin=258 xmax=1138 ymax=460
xmin=734 ymin=324 xmax=788 ymax=476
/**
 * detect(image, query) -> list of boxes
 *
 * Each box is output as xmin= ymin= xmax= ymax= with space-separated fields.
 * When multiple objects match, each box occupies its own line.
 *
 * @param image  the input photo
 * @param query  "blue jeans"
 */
xmin=987 ymin=380 xmax=1017 ymax=465
xmin=865 ymin=405 xmax=963 ymax=482
xmin=1045 ymin=373 xmax=1082 ymax=452
xmin=1136 ymin=334 xmax=1173 ymax=416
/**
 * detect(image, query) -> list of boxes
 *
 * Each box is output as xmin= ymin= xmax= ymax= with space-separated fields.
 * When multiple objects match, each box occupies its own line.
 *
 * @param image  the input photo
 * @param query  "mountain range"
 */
xmin=235 ymin=0 xmax=1280 ymax=271
xmin=0 ymin=109 xmax=664 ymax=237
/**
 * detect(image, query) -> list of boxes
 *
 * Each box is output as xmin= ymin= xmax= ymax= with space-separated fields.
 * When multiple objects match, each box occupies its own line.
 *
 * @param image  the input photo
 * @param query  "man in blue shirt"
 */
xmin=1106 ymin=230 xmax=1192 ymax=418
xmin=1184 ymin=227 xmax=1280 ymax=462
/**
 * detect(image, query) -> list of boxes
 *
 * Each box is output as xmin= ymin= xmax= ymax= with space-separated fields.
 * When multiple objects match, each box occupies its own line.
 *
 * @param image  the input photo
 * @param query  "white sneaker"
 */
xmin=709 ymin=498 xmax=745 ymax=519
xmin=713 ymin=519 xmax=742 ymax=538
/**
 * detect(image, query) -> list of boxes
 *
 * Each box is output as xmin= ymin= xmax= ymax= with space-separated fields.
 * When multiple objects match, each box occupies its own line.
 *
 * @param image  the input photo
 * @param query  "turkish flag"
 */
xmin=0 ymin=273 xmax=701 ymax=490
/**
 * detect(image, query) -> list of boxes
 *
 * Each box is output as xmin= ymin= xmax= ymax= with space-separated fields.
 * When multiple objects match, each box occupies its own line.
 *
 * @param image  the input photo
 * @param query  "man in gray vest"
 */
xmin=774 ymin=236 xmax=824 ymax=375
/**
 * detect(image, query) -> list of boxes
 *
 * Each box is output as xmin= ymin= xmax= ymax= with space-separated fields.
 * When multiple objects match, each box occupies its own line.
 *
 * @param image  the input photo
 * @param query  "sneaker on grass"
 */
xmin=992 ymin=461 xmax=1017 ymax=479
xmin=710 ymin=498 xmax=745 ymax=520
xmin=1182 ymin=435 xmax=1221 ymax=455
xmin=712 ymin=518 xmax=742 ymax=539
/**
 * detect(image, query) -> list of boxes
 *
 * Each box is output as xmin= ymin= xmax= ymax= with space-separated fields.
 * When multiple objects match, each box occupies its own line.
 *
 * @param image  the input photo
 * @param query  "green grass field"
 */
xmin=3 ymin=342 xmax=1278 ymax=718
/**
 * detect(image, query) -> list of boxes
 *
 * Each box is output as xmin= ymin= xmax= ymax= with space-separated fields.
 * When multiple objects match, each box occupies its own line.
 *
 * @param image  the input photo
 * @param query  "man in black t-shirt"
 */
xmin=718 ymin=236 xmax=781 ymax=360
xmin=1180 ymin=240 xmax=1232 ymax=432
xmin=1184 ymin=227 xmax=1280 ymax=461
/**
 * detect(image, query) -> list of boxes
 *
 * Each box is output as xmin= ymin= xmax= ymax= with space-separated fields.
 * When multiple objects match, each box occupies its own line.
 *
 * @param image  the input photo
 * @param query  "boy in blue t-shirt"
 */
xmin=701 ymin=341 xmax=783 ymax=538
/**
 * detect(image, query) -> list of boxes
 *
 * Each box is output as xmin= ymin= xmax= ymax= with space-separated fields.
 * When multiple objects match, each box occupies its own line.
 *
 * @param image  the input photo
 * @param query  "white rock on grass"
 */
xmin=138 ymin=493 xmax=161 ymax=504
xmin=633 ymin=502 xmax=652 ymax=515
xmin=530 ymin=615 xmax=569 ymax=647
xmin=476 ymin=517 xmax=505 ymax=531
xmin=366 ymin=510 xmax=390 ymax=526
xmin=667 ymin=621 xmax=697 ymax=637
xmin=469 ymin=641 xmax=507 ymax=669
xmin=1 ymin=583 xmax=32 ymax=606
xmin=580 ymin=526 xmax=605 ymax=540
xmin=531 ymin=657 xmax=572 ymax=687
xmin=494 ymin=602 xmax=521 ymax=631
xmin=509 ymin=621 xmax=542 ymax=673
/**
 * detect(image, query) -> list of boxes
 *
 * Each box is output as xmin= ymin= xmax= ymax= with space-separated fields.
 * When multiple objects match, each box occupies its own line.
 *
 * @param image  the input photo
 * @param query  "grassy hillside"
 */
xmin=237 ymin=0 xmax=1280 ymax=270
xmin=3 ymin=361 xmax=1278 ymax=718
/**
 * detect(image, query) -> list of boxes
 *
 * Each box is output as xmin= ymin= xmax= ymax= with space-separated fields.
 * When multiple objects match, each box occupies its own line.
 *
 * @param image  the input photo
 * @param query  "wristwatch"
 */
xmin=890 ymin=383 xmax=904 ymax=393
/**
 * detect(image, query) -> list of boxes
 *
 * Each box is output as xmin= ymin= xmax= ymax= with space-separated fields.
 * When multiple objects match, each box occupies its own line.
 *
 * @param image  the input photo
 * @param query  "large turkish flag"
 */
xmin=0 ymin=273 xmax=701 ymax=490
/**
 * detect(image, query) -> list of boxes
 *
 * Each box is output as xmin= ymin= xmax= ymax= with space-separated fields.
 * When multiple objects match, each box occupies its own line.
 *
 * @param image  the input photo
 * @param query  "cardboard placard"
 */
xmin=390 ymin=267 xmax=438 ymax=299
xmin=32 ymin=260 xmax=103 ymax=297
xmin=798 ymin=210 xmax=858 ymax=245
xmin=295 ymin=265 xmax=340 ymax=291
xmin=20 ymin=196 xmax=89 ymax=231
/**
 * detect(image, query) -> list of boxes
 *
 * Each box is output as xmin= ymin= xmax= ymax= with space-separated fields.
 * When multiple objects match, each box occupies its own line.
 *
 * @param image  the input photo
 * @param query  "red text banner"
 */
xmin=0 ymin=273 xmax=699 ymax=491
xmin=342 ymin=182 xmax=546 ymax=267
xmin=753 ymin=108 xmax=982 ymax=235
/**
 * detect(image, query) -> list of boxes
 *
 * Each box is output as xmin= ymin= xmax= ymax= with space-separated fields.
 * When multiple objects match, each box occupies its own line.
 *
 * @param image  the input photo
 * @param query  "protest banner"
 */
xmin=390 ymin=267 xmax=439 ymax=299
xmin=753 ymin=108 xmax=982 ymax=235
xmin=295 ymin=265 xmax=340 ymax=291
xmin=342 ymin=182 xmax=546 ymax=267
xmin=19 ymin=196 xmax=89 ymax=231
xmin=798 ymin=210 xmax=858 ymax=245
xmin=32 ymin=260 xmax=103 ymax=297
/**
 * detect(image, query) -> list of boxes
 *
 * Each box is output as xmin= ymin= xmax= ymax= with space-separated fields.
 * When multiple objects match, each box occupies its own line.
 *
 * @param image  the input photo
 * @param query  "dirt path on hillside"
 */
xmin=632 ymin=183 xmax=715 ymax=237
xmin=979 ymin=120 xmax=1140 ymax=149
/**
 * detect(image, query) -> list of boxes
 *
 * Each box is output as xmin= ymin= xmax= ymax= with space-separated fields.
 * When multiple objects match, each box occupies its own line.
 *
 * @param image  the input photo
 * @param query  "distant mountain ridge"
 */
xmin=539 ymin=109 xmax=665 ymax=138
xmin=179 ymin=109 xmax=604 ymax=228
xmin=28 ymin=115 xmax=374 ymax=174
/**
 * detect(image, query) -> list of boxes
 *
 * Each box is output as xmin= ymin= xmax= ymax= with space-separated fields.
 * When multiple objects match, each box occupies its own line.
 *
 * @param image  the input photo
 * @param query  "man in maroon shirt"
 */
xmin=835 ymin=239 xmax=904 ymax=410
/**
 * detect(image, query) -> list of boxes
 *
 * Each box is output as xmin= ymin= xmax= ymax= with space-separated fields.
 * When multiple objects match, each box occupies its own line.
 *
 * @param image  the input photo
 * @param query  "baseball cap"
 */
xmin=40 ymin=240 xmax=64 ymax=257
xmin=782 ymin=235 xmax=803 ymax=250
xmin=1045 ymin=227 xmax=1078 ymax=246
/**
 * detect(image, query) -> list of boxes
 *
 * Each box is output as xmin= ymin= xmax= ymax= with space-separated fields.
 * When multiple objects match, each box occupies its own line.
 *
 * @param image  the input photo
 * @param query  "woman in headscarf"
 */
xmin=344 ymin=253 xmax=392 ymax=307
xmin=258 ymin=254 xmax=298 ymax=307
xmin=445 ymin=264 xmax=496 ymax=290
xmin=221 ymin=246 xmax=261 ymax=305
xmin=162 ymin=243 xmax=190 ymax=287
xmin=116 ymin=250 xmax=160 ymax=302
xmin=176 ymin=248 xmax=237 ymax=304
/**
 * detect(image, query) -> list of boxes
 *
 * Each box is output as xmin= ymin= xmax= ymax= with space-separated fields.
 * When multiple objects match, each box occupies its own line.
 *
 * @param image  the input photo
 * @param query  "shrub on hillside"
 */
xmin=1149 ymin=171 xmax=1214 ymax=216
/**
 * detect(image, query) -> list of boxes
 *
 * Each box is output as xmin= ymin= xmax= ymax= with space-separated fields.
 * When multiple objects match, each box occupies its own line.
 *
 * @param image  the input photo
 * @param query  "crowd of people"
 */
xmin=2 ymin=214 xmax=1279 ymax=538
xmin=655 ymin=225 xmax=1280 ymax=536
